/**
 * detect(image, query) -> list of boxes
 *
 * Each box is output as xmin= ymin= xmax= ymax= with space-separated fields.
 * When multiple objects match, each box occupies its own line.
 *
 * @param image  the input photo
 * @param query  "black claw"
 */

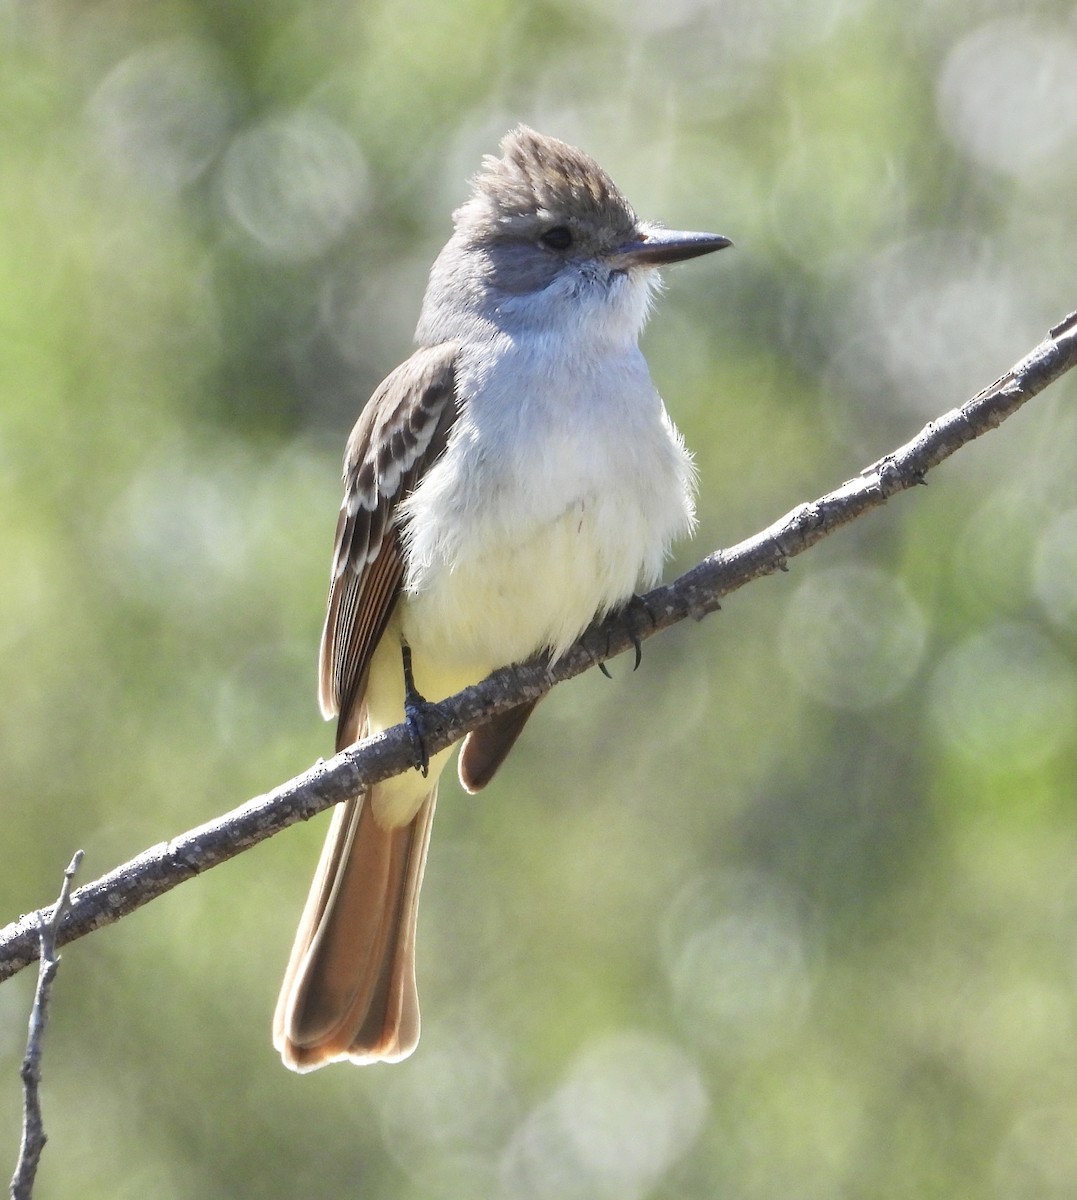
xmin=630 ymin=633 xmax=643 ymax=672
xmin=599 ymin=661 xmax=613 ymax=680
xmin=621 ymin=594 xmax=654 ymax=671
xmin=401 ymin=642 xmax=432 ymax=777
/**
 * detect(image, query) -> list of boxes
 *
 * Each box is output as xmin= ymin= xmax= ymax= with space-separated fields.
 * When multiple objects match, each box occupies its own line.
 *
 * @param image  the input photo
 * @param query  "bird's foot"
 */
xmin=621 ymin=593 xmax=657 ymax=670
xmin=401 ymin=643 xmax=437 ymax=777
xmin=595 ymin=594 xmax=658 ymax=677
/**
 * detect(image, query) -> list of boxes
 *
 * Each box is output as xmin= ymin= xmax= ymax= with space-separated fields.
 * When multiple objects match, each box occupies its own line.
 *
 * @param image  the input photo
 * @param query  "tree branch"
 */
xmin=9 ymin=851 xmax=82 ymax=1200
xmin=1 ymin=310 xmax=1074 ymax=984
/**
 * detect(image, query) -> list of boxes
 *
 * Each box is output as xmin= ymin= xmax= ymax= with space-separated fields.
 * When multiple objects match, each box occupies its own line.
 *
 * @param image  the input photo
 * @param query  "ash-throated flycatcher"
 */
xmin=273 ymin=126 xmax=730 ymax=1071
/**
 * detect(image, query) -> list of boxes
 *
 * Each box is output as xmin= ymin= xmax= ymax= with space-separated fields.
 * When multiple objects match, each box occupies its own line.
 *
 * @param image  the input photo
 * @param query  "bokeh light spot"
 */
xmin=937 ymin=18 xmax=1077 ymax=179
xmin=840 ymin=233 xmax=1027 ymax=417
xmin=994 ymin=1105 xmax=1077 ymax=1200
xmin=87 ymin=38 xmax=235 ymax=194
xmin=662 ymin=870 xmax=813 ymax=1056
xmin=929 ymin=623 xmax=1077 ymax=771
xmin=499 ymin=1031 xmax=708 ymax=1200
xmin=377 ymin=1027 xmax=518 ymax=1174
xmin=1033 ymin=509 xmax=1077 ymax=634
xmin=220 ymin=110 xmax=368 ymax=262
xmin=780 ymin=564 xmax=928 ymax=710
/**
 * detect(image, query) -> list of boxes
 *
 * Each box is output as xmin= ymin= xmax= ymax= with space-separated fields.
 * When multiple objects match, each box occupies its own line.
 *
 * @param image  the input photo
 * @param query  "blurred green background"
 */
xmin=3 ymin=1 xmax=1077 ymax=1197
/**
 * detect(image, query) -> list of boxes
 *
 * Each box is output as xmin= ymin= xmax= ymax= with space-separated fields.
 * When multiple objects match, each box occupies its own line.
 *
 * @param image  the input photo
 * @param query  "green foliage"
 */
xmin=2 ymin=0 xmax=1077 ymax=1196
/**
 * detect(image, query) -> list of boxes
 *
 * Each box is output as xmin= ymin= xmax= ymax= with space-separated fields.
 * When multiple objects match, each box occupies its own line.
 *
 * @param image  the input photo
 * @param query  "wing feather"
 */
xmin=318 ymin=342 xmax=459 ymax=749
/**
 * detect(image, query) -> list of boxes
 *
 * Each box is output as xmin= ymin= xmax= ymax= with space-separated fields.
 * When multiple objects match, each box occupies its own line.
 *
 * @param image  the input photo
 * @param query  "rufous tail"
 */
xmin=273 ymin=787 xmax=437 ymax=1071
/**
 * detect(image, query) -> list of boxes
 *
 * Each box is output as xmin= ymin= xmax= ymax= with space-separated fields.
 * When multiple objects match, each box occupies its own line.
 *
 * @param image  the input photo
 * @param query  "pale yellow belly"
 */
xmin=374 ymin=489 xmax=673 ymax=828
xmin=400 ymin=495 xmax=650 ymax=672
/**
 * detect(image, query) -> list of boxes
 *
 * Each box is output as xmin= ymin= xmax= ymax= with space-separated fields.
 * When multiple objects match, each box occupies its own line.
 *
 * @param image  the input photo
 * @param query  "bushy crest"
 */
xmin=456 ymin=126 xmax=639 ymax=245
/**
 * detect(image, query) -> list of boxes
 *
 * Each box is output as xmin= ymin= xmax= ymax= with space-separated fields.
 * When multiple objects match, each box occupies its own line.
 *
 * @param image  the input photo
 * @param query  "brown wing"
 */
xmin=319 ymin=342 xmax=459 ymax=750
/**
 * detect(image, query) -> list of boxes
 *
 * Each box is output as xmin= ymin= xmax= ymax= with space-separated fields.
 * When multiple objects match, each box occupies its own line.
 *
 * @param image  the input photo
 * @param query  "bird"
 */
xmin=273 ymin=125 xmax=730 ymax=1071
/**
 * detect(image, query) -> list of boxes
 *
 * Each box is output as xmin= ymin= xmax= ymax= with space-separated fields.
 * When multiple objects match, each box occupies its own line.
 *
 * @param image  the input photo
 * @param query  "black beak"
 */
xmin=613 ymin=228 xmax=733 ymax=268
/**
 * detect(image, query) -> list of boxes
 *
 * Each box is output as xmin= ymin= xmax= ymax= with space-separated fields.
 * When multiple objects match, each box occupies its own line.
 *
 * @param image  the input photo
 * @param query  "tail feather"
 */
xmin=458 ymin=699 xmax=539 ymax=793
xmin=273 ymin=787 xmax=437 ymax=1071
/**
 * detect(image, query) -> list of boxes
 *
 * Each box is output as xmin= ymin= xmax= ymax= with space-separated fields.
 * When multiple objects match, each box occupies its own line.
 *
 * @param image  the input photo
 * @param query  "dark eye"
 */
xmin=540 ymin=225 xmax=573 ymax=252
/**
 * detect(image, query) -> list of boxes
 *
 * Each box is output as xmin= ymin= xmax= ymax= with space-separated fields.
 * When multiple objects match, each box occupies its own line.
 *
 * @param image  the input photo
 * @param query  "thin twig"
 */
xmin=9 ymin=851 xmax=83 ymax=1200
xmin=0 ymin=310 xmax=1074 ymax=984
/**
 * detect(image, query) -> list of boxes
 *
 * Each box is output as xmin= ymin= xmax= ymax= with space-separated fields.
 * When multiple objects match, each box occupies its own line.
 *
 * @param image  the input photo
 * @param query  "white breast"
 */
xmin=397 ymin=329 xmax=696 ymax=672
